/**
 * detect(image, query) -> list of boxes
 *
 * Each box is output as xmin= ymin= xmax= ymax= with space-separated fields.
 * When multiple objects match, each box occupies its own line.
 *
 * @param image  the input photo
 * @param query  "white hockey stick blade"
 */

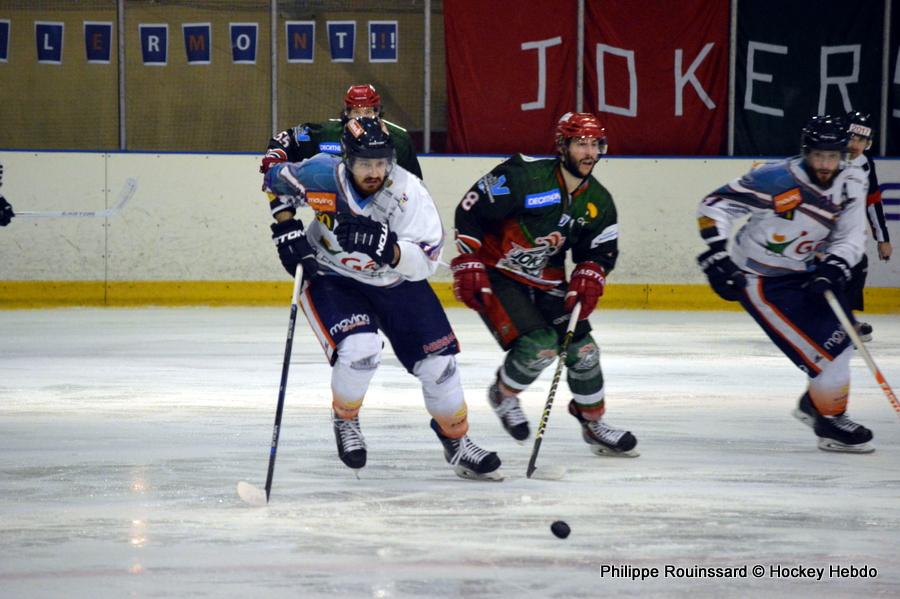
xmin=528 ymin=465 xmax=567 ymax=480
xmin=17 ymin=177 xmax=138 ymax=218
xmin=236 ymin=481 xmax=268 ymax=506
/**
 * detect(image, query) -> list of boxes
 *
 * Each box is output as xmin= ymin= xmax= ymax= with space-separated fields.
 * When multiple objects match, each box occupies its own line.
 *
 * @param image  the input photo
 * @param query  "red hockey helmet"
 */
xmin=344 ymin=84 xmax=381 ymax=110
xmin=556 ymin=112 xmax=607 ymax=152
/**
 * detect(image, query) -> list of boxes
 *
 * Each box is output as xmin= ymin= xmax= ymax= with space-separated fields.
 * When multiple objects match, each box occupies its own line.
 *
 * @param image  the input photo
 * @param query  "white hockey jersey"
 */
xmin=697 ymin=157 xmax=867 ymax=276
xmin=848 ymin=153 xmax=891 ymax=244
xmin=265 ymin=153 xmax=443 ymax=286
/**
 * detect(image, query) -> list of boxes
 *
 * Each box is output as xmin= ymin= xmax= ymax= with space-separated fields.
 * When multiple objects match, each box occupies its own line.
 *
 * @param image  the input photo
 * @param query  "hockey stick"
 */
xmin=237 ymin=266 xmax=305 ymax=506
xmin=16 ymin=178 xmax=138 ymax=218
xmin=823 ymin=289 xmax=900 ymax=419
xmin=526 ymin=302 xmax=581 ymax=479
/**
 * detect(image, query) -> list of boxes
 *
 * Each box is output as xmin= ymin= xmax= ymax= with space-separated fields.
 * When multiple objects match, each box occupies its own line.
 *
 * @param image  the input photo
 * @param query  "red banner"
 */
xmin=584 ymin=1 xmax=728 ymax=155
xmin=445 ymin=1 xmax=577 ymax=154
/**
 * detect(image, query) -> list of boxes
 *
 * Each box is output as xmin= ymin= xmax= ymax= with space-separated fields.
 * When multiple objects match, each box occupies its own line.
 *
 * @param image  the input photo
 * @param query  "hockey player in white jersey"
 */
xmin=843 ymin=111 xmax=892 ymax=342
xmin=263 ymin=117 xmax=502 ymax=480
xmin=696 ymin=115 xmax=874 ymax=453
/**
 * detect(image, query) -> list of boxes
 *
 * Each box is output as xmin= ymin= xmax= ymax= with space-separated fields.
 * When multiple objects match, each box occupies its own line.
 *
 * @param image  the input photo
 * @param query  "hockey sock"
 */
xmin=808 ymin=346 xmax=852 ymax=416
xmin=565 ymin=334 xmax=605 ymax=400
xmin=500 ymin=327 xmax=559 ymax=390
xmin=414 ymin=355 xmax=469 ymax=438
xmin=331 ymin=332 xmax=382 ymax=419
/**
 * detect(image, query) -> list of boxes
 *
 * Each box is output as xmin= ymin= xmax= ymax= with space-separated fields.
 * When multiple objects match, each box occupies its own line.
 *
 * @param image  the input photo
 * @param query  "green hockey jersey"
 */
xmin=454 ymin=154 xmax=619 ymax=290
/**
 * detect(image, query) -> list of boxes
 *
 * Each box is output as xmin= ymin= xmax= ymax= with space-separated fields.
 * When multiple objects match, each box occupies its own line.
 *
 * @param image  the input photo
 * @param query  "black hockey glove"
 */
xmin=0 ymin=196 xmax=13 ymax=226
xmin=335 ymin=213 xmax=398 ymax=267
xmin=270 ymin=219 xmax=318 ymax=279
xmin=809 ymin=254 xmax=851 ymax=294
xmin=697 ymin=244 xmax=746 ymax=302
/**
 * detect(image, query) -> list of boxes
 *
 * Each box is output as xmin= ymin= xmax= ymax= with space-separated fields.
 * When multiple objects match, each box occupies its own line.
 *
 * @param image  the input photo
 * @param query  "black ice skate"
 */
xmin=568 ymin=400 xmax=639 ymax=457
xmin=855 ymin=321 xmax=873 ymax=343
xmin=793 ymin=392 xmax=818 ymax=428
xmin=430 ymin=419 xmax=503 ymax=481
xmin=332 ymin=411 xmax=367 ymax=469
xmin=488 ymin=380 xmax=530 ymax=442
xmin=793 ymin=393 xmax=874 ymax=453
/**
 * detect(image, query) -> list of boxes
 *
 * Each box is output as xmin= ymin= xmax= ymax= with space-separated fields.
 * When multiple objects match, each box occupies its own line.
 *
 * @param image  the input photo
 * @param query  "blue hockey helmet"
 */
xmin=341 ymin=117 xmax=395 ymax=165
xmin=800 ymin=115 xmax=848 ymax=154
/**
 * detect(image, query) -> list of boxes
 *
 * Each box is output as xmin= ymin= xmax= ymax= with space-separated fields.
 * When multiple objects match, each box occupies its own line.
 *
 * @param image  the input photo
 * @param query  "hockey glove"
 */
xmin=259 ymin=148 xmax=288 ymax=174
xmin=564 ymin=261 xmax=606 ymax=320
xmin=451 ymin=254 xmax=495 ymax=312
xmin=697 ymin=245 xmax=746 ymax=302
xmin=809 ymin=254 xmax=851 ymax=294
xmin=0 ymin=196 xmax=13 ymax=226
xmin=334 ymin=213 xmax=398 ymax=267
xmin=271 ymin=219 xmax=318 ymax=279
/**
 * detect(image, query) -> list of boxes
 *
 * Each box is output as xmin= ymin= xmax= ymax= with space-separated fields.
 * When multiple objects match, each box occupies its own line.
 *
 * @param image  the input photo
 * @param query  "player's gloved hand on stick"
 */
xmin=697 ymin=244 xmax=746 ymax=301
xmin=0 ymin=196 xmax=14 ymax=226
xmin=809 ymin=254 xmax=851 ymax=294
xmin=564 ymin=261 xmax=606 ymax=320
xmin=451 ymin=254 xmax=495 ymax=312
xmin=271 ymin=219 xmax=318 ymax=279
xmin=335 ymin=213 xmax=397 ymax=267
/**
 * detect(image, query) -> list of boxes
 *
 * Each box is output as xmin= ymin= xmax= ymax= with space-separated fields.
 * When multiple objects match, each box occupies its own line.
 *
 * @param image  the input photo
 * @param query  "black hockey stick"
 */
xmin=526 ymin=302 xmax=581 ymax=479
xmin=238 ymin=266 xmax=305 ymax=505
xmin=823 ymin=289 xmax=900 ymax=419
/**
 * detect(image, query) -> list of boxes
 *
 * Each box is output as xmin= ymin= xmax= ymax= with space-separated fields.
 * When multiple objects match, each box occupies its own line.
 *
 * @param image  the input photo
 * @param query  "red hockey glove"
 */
xmin=564 ymin=261 xmax=605 ymax=320
xmin=259 ymin=148 xmax=288 ymax=174
xmin=451 ymin=254 xmax=495 ymax=312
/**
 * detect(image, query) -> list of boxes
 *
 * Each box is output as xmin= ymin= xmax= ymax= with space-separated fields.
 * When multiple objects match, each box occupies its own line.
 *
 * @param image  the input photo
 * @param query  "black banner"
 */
xmin=889 ymin=18 xmax=900 ymax=155
xmin=735 ymin=0 xmax=883 ymax=156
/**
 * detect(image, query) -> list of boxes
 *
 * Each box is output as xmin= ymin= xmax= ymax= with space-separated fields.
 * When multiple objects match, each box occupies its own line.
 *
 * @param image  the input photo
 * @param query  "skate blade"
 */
xmin=237 ymin=481 xmax=268 ymax=506
xmin=454 ymin=466 xmax=504 ymax=482
xmin=792 ymin=408 xmax=815 ymax=428
xmin=589 ymin=445 xmax=640 ymax=458
xmin=817 ymin=438 xmax=875 ymax=454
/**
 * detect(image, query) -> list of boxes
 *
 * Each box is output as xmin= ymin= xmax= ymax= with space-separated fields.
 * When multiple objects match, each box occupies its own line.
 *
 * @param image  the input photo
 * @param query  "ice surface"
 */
xmin=1 ymin=307 xmax=898 ymax=598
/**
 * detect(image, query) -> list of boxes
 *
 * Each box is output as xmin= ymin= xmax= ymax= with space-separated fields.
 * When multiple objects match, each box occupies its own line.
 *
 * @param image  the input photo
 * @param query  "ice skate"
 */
xmin=488 ymin=380 xmax=530 ymax=442
xmin=815 ymin=414 xmax=875 ymax=453
xmin=332 ymin=411 xmax=367 ymax=469
xmin=568 ymin=400 xmax=639 ymax=457
xmin=793 ymin=393 xmax=874 ymax=453
xmin=792 ymin=392 xmax=818 ymax=428
xmin=430 ymin=419 xmax=503 ymax=481
xmin=854 ymin=322 xmax=873 ymax=343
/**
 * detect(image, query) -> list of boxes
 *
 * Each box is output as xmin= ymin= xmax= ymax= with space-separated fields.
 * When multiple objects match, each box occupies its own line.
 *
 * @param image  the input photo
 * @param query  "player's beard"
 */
xmin=351 ymin=175 xmax=384 ymax=196
xmin=814 ymin=169 xmax=836 ymax=186
xmin=562 ymin=152 xmax=596 ymax=179
xmin=802 ymin=159 xmax=837 ymax=187
xmin=360 ymin=177 xmax=384 ymax=194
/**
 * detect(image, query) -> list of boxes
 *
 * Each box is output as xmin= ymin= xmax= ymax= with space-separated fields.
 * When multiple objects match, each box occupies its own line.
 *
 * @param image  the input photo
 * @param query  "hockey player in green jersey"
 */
xmin=260 ymin=84 xmax=422 ymax=180
xmin=451 ymin=112 xmax=638 ymax=457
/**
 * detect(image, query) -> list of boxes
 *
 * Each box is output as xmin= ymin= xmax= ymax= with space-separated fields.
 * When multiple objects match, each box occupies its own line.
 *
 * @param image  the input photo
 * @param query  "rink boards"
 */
xmin=0 ymin=151 xmax=897 ymax=311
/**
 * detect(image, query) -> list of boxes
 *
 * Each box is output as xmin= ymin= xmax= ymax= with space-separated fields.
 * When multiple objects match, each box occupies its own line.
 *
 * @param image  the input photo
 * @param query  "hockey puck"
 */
xmin=550 ymin=520 xmax=570 ymax=539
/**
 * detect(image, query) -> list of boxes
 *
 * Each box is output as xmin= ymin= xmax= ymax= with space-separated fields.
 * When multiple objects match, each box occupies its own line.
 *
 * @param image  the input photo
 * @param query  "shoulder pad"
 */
xmin=300 ymin=153 xmax=342 ymax=185
xmin=738 ymin=159 xmax=795 ymax=193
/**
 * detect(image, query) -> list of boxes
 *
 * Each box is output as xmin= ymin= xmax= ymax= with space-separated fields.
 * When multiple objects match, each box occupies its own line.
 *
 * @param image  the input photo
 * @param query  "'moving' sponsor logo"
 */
xmin=329 ymin=314 xmax=371 ymax=335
